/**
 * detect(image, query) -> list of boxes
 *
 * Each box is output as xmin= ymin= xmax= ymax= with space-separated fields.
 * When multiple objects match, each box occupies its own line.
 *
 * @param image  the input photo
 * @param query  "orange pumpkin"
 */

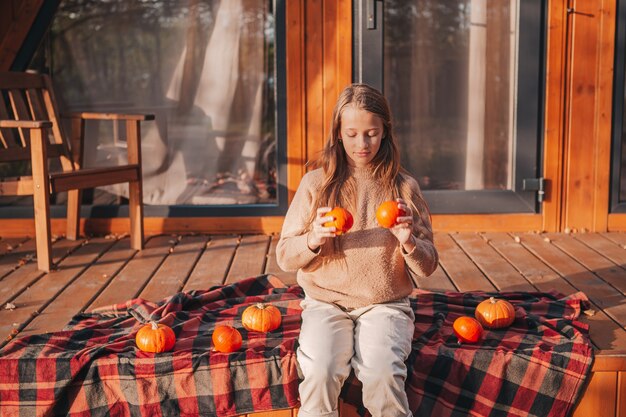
xmin=242 ymin=303 xmax=282 ymax=332
xmin=323 ymin=207 xmax=354 ymax=235
xmin=135 ymin=321 xmax=176 ymax=353
xmin=453 ymin=316 xmax=483 ymax=344
xmin=212 ymin=325 xmax=243 ymax=353
xmin=475 ymin=297 xmax=516 ymax=329
xmin=376 ymin=200 xmax=406 ymax=228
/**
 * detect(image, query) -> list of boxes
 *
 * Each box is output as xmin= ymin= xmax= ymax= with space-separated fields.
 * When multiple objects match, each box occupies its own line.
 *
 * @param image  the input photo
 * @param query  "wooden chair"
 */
xmin=0 ymin=71 xmax=154 ymax=271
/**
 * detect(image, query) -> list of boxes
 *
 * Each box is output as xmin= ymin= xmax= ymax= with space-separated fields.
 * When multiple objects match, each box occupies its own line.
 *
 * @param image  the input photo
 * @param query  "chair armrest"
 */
xmin=65 ymin=112 xmax=155 ymax=121
xmin=0 ymin=120 xmax=53 ymax=128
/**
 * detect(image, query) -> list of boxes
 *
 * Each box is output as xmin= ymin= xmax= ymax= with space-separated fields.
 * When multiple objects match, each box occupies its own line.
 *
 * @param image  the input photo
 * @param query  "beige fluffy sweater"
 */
xmin=276 ymin=167 xmax=439 ymax=309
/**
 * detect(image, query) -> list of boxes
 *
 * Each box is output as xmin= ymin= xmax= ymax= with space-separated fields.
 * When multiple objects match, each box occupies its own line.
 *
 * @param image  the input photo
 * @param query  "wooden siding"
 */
xmin=285 ymin=0 xmax=306 ymax=202
xmin=0 ymin=232 xmax=625 ymax=416
xmin=304 ymin=0 xmax=352 ymax=164
xmin=542 ymin=0 xmax=569 ymax=233
xmin=561 ymin=0 xmax=616 ymax=232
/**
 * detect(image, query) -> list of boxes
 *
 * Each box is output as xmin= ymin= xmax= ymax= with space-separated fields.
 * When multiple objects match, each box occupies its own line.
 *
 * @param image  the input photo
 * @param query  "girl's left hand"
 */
xmin=389 ymin=198 xmax=416 ymax=251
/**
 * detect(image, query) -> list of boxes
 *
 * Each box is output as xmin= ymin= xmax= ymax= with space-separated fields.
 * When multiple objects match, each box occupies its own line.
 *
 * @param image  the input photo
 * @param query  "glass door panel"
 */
xmin=354 ymin=0 xmax=545 ymax=213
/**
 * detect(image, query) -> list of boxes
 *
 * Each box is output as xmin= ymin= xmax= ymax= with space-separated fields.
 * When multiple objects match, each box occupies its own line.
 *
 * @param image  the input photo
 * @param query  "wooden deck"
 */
xmin=0 ymin=232 xmax=625 ymax=416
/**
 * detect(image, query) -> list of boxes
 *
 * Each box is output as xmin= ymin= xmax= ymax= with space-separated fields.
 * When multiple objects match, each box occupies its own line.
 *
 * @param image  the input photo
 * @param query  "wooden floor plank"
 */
xmin=575 ymin=233 xmax=626 ymax=264
xmin=0 ymin=237 xmax=116 ymax=343
xmin=183 ymin=235 xmax=239 ymax=291
xmin=435 ymin=233 xmax=496 ymax=292
xmin=451 ymin=233 xmax=536 ymax=292
xmin=580 ymin=314 xmax=626 ymax=352
xmin=413 ymin=265 xmax=458 ymax=292
xmin=483 ymin=233 xmax=579 ymax=295
xmin=265 ymin=234 xmax=297 ymax=286
xmin=602 ymin=232 xmax=626 ymax=247
xmin=0 ymin=238 xmax=39 ymax=280
xmin=519 ymin=233 xmax=626 ymax=328
xmin=20 ymin=238 xmax=137 ymax=337
xmin=571 ymin=233 xmax=626 ymax=294
xmin=225 ymin=234 xmax=271 ymax=283
xmin=139 ymin=235 xmax=208 ymax=302
xmin=0 ymin=237 xmax=29 ymax=257
xmin=86 ymin=235 xmax=177 ymax=311
xmin=0 ymin=238 xmax=85 ymax=308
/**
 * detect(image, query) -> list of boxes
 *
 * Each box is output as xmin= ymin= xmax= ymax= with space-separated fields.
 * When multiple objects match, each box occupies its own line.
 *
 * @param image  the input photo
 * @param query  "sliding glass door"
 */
xmin=354 ymin=0 xmax=545 ymax=213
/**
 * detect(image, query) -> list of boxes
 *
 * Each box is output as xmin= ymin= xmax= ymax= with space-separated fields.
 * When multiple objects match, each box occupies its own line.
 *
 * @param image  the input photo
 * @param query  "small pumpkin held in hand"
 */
xmin=212 ymin=325 xmax=243 ymax=353
xmin=453 ymin=316 xmax=483 ymax=344
xmin=242 ymin=303 xmax=282 ymax=332
xmin=323 ymin=207 xmax=354 ymax=235
xmin=376 ymin=200 xmax=406 ymax=228
xmin=135 ymin=321 xmax=176 ymax=353
xmin=475 ymin=297 xmax=516 ymax=329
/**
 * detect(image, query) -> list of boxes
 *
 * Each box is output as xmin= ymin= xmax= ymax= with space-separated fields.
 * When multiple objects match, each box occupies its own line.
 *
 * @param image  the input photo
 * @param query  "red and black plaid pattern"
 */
xmin=0 ymin=275 xmax=594 ymax=417
xmin=0 ymin=275 xmax=303 ymax=417
xmin=341 ymin=290 xmax=594 ymax=417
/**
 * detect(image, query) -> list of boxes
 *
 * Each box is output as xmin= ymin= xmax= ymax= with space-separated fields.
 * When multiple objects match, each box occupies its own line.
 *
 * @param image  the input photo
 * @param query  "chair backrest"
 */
xmin=0 ymin=71 xmax=74 ymax=173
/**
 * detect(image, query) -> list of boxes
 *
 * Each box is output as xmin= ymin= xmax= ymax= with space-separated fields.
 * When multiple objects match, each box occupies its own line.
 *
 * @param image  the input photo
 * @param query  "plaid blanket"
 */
xmin=341 ymin=289 xmax=594 ymax=417
xmin=0 ymin=275 xmax=594 ymax=417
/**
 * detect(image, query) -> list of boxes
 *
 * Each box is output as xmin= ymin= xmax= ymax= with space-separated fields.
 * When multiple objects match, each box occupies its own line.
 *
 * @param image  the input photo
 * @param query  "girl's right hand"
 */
xmin=307 ymin=207 xmax=336 ymax=251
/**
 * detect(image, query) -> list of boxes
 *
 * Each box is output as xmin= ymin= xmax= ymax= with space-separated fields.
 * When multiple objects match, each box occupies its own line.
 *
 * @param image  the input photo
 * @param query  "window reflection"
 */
xmin=33 ymin=0 xmax=277 ymax=206
xmin=384 ymin=0 xmax=517 ymax=192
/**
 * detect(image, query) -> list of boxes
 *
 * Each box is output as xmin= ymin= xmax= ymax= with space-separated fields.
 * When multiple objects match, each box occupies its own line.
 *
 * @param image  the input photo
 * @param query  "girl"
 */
xmin=276 ymin=84 xmax=438 ymax=417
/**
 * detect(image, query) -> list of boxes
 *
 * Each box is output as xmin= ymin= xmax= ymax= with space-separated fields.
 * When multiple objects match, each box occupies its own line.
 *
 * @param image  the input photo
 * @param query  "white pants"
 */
xmin=296 ymin=296 xmax=415 ymax=417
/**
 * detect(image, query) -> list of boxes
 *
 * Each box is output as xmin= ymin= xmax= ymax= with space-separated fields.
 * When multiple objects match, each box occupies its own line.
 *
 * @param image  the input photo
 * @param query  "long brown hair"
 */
xmin=307 ymin=83 xmax=429 ymax=227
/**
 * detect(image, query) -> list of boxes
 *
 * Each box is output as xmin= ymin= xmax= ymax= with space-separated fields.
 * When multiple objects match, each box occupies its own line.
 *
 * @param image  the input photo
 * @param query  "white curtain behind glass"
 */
xmin=44 ymin=0 xmax=274 ymax=206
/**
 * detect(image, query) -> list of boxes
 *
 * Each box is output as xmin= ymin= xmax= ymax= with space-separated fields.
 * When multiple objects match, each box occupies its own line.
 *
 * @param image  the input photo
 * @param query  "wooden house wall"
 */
xmin=0 ymin=0 xmax=625 ymax=234
xmin=561 ymin=0 xmax=616 ymax=232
